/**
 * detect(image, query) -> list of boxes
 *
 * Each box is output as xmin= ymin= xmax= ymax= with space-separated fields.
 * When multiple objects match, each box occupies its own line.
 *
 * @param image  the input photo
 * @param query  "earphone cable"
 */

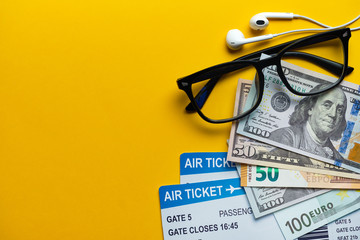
xmin=293 ymin=14 xmax=332 ymax=28
xmin=273 ymin=14 xmax=360 ymax=38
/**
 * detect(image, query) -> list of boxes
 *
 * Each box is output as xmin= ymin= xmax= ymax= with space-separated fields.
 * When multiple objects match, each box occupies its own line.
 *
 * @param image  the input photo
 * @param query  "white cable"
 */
xmin=273 ymin=14 xmax=360 ymax=38
xmin=293 ymin=14 xmax=332 ymax=28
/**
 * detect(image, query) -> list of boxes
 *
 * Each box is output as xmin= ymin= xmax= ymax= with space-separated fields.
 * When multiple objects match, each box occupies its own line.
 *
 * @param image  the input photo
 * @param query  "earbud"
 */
xmin=249 ymin=12 xmax=294 ymax=30
xmin=226 ymin=29 xmax=274 ymax=50
xmin=226 ymin=13 xmax=360 ymax=51
xmin=226 ymin=12 xmax=294 ymax=50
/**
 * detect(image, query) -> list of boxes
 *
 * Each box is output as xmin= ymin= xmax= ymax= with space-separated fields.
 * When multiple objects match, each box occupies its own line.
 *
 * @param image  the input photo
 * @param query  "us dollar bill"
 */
xmin=236 ymin=59 xmax=360 ymax=175
xmin=231 ymin=79 xmax=329 ymax=218
xmin=228 ymin=134 xmax=360 ymax=179
xmin=274 ymin=189 xmax=360 ymax=240
xmin=238 ymin=164 xmax=360 ymax=189
xmin=227 ymin=73 xmax=360 ymax=180
xmin=244 ymin=185 xmax=328 ymax=219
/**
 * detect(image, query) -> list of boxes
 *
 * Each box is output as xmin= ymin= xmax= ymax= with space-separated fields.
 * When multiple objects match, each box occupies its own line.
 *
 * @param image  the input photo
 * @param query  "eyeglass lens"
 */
xmin=190 ymin=64 xmax=260 ymax=121
xmin=280 ymin=35 xmax=344 ymax=94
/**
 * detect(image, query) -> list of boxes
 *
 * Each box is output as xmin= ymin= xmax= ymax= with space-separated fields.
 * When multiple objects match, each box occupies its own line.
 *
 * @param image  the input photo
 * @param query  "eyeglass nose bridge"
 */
xmin=254 ymin=54 xmax=281 ymax=69
xmin=252 ymin=55 xmax=295 ymax=95
xmin=253 ymin=55 xmax=284 ymax=79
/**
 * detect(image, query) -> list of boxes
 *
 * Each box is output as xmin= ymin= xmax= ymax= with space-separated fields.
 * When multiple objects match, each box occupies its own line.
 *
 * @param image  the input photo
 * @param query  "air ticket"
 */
xmin=327 ymin=212 xmax=360 ymax=240
xmin=158 ymin=152 xmax=284 ymax=240
xmin=180 ymin=152 xmax=238 ymax=183
xmin=159 ymin=178 xmax=285 ymax=240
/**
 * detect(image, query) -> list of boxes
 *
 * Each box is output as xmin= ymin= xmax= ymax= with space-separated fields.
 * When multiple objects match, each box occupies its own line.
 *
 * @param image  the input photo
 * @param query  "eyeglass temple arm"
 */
xmin=186 ymin=52 xmax=354 ymax=112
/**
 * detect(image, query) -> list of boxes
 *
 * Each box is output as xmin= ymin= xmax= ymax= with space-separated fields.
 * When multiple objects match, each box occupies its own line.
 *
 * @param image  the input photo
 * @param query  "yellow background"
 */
xmin=0 ymin=0 xmax=359 ymax=239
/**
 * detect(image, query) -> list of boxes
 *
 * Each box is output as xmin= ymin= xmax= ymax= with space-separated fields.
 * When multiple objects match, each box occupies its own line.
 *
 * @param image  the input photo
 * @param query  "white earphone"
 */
xmin=226 ymin=12 xmax=360 ymax=50
xmin=249 ymin=12 xmax=297 ymax=30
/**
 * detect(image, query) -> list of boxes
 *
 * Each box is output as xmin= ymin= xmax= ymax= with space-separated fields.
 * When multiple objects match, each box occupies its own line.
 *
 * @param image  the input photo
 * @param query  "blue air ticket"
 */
xmin=159 ymin=178 xmax=285 ymax=240
xmin=180 ymin=152 xmax=238 ymax=183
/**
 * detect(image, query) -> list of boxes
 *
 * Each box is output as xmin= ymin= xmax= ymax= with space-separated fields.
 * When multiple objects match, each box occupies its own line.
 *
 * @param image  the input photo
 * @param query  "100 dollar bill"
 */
xmin=236 ymin=59 xmax=360 ymax=174
xmin=239 ymin=164 xmax=360 ymax=189
xmin=244 ymin=186 xmax=327 ymax=219
xmin=227 ymin=68 xmax=360 ymax=179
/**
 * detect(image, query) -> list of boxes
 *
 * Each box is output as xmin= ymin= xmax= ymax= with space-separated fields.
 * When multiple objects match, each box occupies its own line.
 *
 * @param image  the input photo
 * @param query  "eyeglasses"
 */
xmin=177 ymin=28 xmax=353 ymax=123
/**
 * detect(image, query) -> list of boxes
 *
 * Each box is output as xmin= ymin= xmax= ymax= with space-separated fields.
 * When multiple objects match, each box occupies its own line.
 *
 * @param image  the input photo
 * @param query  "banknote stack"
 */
xmin=159 ymin=57 xmax=360 ymax=240
xmin=226 ymin=57 xmax=360 ymax=239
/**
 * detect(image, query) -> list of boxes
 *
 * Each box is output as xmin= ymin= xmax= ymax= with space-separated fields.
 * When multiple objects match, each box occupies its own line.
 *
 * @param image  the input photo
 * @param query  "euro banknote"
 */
xmin=239 ymin=164 xmax=360 ymax=189
xmin=274 ymin=189 xmax=360 ymax=239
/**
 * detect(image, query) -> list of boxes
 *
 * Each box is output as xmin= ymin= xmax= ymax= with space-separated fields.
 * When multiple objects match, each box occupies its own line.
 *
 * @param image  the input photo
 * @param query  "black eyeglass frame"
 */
xmin=177 ymin=28 xmax=352 ymax=123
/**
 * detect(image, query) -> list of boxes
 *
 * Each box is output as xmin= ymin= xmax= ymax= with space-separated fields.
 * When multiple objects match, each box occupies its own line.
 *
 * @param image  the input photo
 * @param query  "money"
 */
xmin=239 ymin=164 xmax=360 ymax=189
xmin=236 ymin=59 xmax=360 ymax=174
xmin=228 ymin=135 xmax=360 ymax=179
xmin=274 ymin=189 xmax=360 ymax=239
xmin=244 ymin=186 xmax=328 ymax=219
xmin=229 ymin=79 xmax=329 ymax=218
xmin=227 ymin=75 xmax=360 ymax=180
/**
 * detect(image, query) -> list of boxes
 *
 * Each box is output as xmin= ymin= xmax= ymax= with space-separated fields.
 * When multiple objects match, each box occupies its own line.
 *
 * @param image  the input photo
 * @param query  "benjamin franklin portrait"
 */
xmin=269 ymin=85 xmax=347 ymax=161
